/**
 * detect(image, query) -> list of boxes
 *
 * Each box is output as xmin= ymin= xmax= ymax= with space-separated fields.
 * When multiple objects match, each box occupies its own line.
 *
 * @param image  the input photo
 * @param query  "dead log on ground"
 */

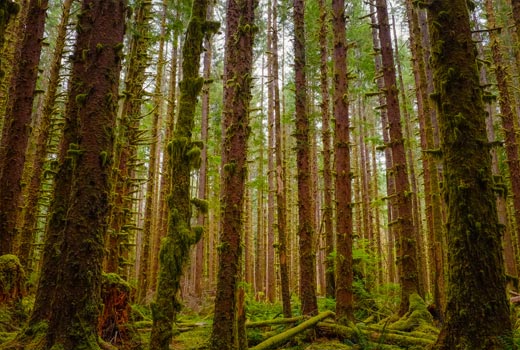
xmin=248 ymin=310 xmax=335 ymax=350
xmin=316 ymin=322 xmax=434 ymax=348
xmin=246 ymin=316 xmax=305 ymax=328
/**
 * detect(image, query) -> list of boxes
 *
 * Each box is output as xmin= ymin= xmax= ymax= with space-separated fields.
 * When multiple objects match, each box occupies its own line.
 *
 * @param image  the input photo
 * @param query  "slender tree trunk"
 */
xmin=13 ymin=1 xmax=126 ymax=348
xmin=318 ymin=0 xmax=334 ymax=299
xmin=194 ymin=3 xmax=214 ymax=298
xmin=18 ymin=0 xmax=73 ymax=270
xmin=294 ymin=0 xmax=318 ymax=317
xmin=266 ymin=1 xmax=276 ymax=302
xmin=0 ymin=1 xmax=18 ymax=78
xmin=370 ymin=2 xmax=396 ymax=285
xmin=149 ymin=0 xmax=218 ymax=347
xmin=332 ymin=0 xmax=353 ymax=324
xmin=209 ymin=0 xmax=257 ymax=346
xmin=485 ymin=0 xmax=520 ymax=273
xmin=376 ymin=0 xmax=419 ymax=315
xmin=272 ymin=0 xmax=291 ymax=317
xmin=136 ymin=0 xmax=166 ymax=300
xmin=428 ymin=0 xmax=513 ymax=348
xmin=0 ymin=0 xmax=47 ymax=256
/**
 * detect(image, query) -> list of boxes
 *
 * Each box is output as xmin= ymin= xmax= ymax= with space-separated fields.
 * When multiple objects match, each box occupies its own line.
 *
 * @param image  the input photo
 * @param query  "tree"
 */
xmin=318 ymin=0 xmax=335 ymax=299
xmin=294 ymin=0 xmax=318 ymax=317
xmin=427 ymin=0 xmax=513 ymax=348
xmin=209 ymin=0 xmax=257 ymax=346
xmin=0 ymin=0 xmax=47 ymax=256
xmin=375 ymin=0 xmax=419 ymax=314
xmin=149 ymin=0 xmax=218 ymax=346
xmin=333 ymin=0 xmax=354 ymax=324
xmin=3 ymin=0 xmax=127 ymax=348
xmin=0 ymin=0 xmax=18 ymax=76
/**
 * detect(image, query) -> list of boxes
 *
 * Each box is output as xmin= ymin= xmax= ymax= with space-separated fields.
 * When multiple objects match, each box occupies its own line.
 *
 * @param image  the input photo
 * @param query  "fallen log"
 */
xmin=248 ymin=310 xmax=335 ymax=350
xmin=316 ymin=322 xmax=434 ymax=348
xmin=246 ymin=316 xmax=304 ymax=328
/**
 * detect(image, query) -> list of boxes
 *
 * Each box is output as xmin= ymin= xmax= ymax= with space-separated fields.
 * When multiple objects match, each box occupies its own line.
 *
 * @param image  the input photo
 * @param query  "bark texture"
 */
xmin=209 ymin=0 xmax=257 ymax=346
xmin=14 ymin=1 xmax=126 ymax=349
xmin=428 ymin=0 xmax=513 ymax=348
xmin=293 ymin=0 xmax=318 ymax=317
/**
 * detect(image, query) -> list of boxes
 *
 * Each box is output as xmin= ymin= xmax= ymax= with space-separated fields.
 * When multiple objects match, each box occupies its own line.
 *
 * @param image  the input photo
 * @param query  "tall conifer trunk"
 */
xmin=375 ymin=0 xmax=419 ymax=314
xmin=149 ymin=0 xmax=218 ymax=347
xmin=332 ymin=0 xmax=353 ymax=324
xmin=428 ymin=0 xmax=513 ymax=348
xmin=0 ymin=0 xmax=47 ymax=256
xmin=8 ymin=1 xmax=127 ymax=348
xmin=210 ymin=0 xmax=257 ymax=346
xmin=294 ymin=0 xmax=318 ymax=317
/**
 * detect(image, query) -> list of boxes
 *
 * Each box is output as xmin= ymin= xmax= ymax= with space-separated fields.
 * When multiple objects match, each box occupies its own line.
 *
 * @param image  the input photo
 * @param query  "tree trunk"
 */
xmin=376 ymin=0 xmax=419 ymax=314
xmin=14 ymin=1 xmax=126 ymax=348
xmin=209 ymin=0 xmax=257 ymax=347
xmin=17 ymin=0 xmax=73 ymax=270
xmin=294 ymin=0 xmax=318 ymax=317
xmin=272 ymin=0 xmax=291 ymax=317
xmin=317 ymin=0 xmax=334 ymax=300
xmin=428 ymin=0 xmax=513 ymax=348
xmin=0 ymin=0 xmax=47 ymax=256
xmin=149 ymin=0 xmax=217 ymax=347
xmin=332 ymin=0 xmax=353 ymax=324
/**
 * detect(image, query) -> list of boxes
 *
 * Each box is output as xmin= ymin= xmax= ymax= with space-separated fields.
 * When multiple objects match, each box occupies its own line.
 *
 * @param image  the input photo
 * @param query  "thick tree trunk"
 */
xmin=428 ymin=0 xmax=513 ymax=348
xmin=332 ymin=0 xmax=353 ymax=324
xmin=13 ymin=1 xmax=126 ymax=348
xmin=0 ymin=0 xmax=47 ymax=256
xmin=209 ymin=0 xmax=257 ymax=347
xmin=375 ymin=0 xmax=419 ymax=315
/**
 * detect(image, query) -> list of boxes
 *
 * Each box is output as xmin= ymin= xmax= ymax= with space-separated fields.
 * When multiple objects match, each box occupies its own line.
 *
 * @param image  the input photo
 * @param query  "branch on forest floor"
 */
xmin=248 ymin=310 xmax=335 ymax=350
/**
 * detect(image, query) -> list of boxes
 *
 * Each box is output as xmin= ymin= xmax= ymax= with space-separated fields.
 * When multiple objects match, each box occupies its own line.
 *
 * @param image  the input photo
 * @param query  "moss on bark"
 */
xmin=427 ymin=1 xmax=513 ymax=349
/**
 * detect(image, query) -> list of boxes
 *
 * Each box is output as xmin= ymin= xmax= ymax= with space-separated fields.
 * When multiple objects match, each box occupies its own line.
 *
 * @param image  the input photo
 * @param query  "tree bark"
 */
xmin=14 ymin=1 xmax=126 ymax=348
xmin=332 ymin=0 xmax=353 ymax=324
xmin=376 ymin=0 xmax=419 ymax=314
xmin=428 ymin=0 xmax=513 ymax=348
xmin=209 ymin=0 xmax=257 ymax=347
xmin=0 ymin=0 xmax=47 ymax=256
xmin=149 ymin=0 xmax=218 ymax=347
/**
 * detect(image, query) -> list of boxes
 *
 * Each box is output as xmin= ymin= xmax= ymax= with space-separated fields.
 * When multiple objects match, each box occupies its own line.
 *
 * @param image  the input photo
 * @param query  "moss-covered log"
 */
xmin=246 ymin=316 xmax=305 ymax=328
xmin=249 ymin=311 xmax=335 ymax=350
xmin=316 ymin=321 xmax=434 ymax=348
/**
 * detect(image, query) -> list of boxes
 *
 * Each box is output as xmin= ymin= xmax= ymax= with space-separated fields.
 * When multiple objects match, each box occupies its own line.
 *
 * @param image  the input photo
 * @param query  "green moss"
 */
xmin=389 ymin=294 xmax=437 ymax=334
xmin=191 ymin=198 xmax=209 ymax=214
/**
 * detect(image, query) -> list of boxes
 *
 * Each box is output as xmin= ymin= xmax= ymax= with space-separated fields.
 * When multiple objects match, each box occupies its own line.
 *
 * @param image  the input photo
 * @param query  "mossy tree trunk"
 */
xmin=427 ymin=0 xmax=513 ymax=348
xmin=404 ymin=0 xmax=446 ymax=313
xmin=369 ymin=2 xmax=397 ymax=284
xmin=136 ymin=0 xmax=166 ymax=300
xmin=318 ymin=0 xmax=335 ymax=300
xmin=0 ymin=0 xmax=18 ymax=77
xmin=272 ymin=0 xmax=291 ymax=318
xmin=294 ymin=0 xmax=318 ymax=317
xmin=105 ymin=0 xmax=153 ymax=276
xmin=149 ymin=0 xmax=218 ymax=348
xmin=484 ymin=0 xmax=520 ymax=278
xmin=0 ymin=0 xmax=47 ymax=256
xmin=332 ymin=0 xmax=353 ymax=325
xmin=209 ymin=0 xmax=257 ymax=347
xmin=375 ymin=0 xmax=419 ymax=314
xmin=17 ymin=0 xmax=73 ymax=270
xmin=13 ymin=1 xmax=126 ymax=348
